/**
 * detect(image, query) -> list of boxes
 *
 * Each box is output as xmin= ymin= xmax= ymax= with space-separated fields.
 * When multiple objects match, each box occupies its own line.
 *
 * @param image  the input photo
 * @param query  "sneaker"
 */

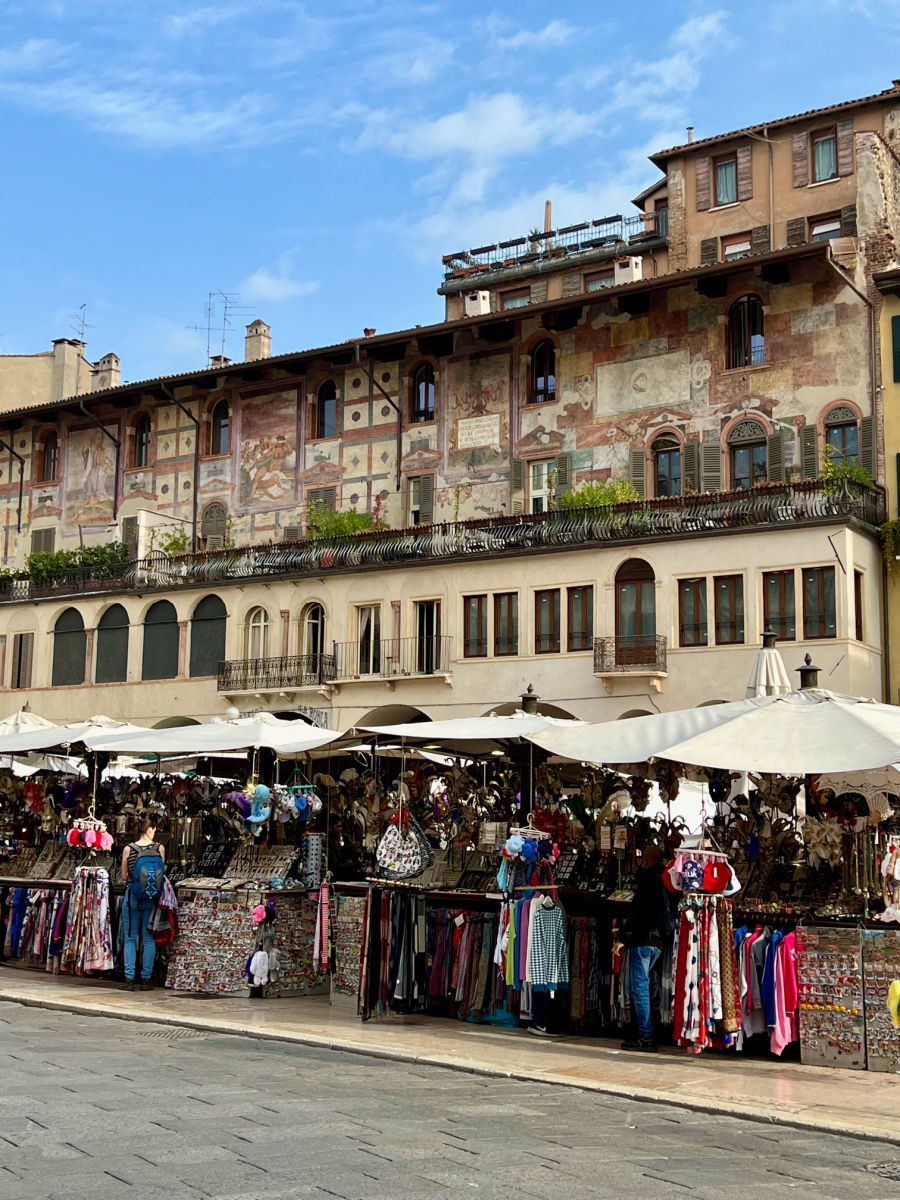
xmin=620 ymin=1038 xmax=657 ymax=1052
xmin=139 ymin=981 xmax=154 ymax=991
xmin=120 ymin=980 xmax=136 ymax=992
xmin=528 ymin=1025 xmax=561 ymax=1038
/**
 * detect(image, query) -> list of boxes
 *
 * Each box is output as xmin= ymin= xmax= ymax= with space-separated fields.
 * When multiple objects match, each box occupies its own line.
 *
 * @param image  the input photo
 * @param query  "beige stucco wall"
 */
xmin=0 ymin=521 xmax=881 ymax=728
xmin=0 ymin=341 xmax=96 ymax=415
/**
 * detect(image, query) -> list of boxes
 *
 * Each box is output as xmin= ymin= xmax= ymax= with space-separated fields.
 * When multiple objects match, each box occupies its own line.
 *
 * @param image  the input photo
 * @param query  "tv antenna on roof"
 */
xmin=188 ymin=290 xmax=253 ymax=365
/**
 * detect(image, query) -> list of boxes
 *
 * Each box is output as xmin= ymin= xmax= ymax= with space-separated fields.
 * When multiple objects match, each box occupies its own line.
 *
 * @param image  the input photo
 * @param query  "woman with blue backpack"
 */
xmin=119 ymin=815 xmax=166 ymax=991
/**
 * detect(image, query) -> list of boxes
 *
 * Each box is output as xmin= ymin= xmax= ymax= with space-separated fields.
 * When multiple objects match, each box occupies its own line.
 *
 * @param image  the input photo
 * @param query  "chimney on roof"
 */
xmin=686 ymin=126 xmax=694 ymax=144
xmin=244 ymin=319 xmax=271 ymax=362
xmin=209 ymin=355 xmax=231 ymax=369
xmin=544 ymin=200 xmax=552 ymax=233
xmin=363 ymin=328 xmax=376 ymax=338
xmin=92 ymin=353 xmax=121 ymax=392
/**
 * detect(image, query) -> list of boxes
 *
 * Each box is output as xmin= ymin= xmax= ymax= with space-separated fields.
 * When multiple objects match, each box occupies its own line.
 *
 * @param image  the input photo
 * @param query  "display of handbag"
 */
xmin=373 ymin=810 xmax=435 ymax=881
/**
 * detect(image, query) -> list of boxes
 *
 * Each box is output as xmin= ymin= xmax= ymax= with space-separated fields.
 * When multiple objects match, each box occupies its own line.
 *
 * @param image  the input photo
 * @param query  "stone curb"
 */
xmin=1 ymin=987 xmax=895 ymax=1148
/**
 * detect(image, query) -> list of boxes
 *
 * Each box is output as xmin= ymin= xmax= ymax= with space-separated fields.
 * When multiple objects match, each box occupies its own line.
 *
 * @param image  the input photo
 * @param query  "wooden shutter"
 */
xmin=736 ymin=145 xmax=753 ymax=201
xmin=282 ymin=525 xmax=302 ymax=542
xmin=786 ymin=217 xmax=807 ymax=246
xmin=30 ymin=528 xmax=55 ymax=554
xmin=700 ymin=444 xmax=722 ymax=493
xmin=860 ymin=415 xmax=875 ymax=480
xmin=751 ymin=225 xmax=771 ymax=254
xmin=628 ymin=450 xmax=646 ymax=498
xmin=767 ymin=430 xmax=785 ymax=483
xmin=840 ymin=204 xmax=858 ymax=237
xmin=418 ymin=474 xmax=434 ymax=525
xmin=800 ymin=425 xmax=818 ymax=479
xmin=121 ymin=516 xmax=138 ymax=558
xmin=205 ymin=535 xmax=225 ymax=551
xmin=308 ymin=486 xmax=336 ymax=511
xmin=695 ymin=156 xmax=711 ymax=211
xmin=11 ymin=632 xmax=33 ymax=690
xmin=554 ymin=452 xmax=572 ymax=494
xmin=792 ymin=131 xmax=809 ymax=188
xmin=700 ymin=237 xmax=718 ymax=265
xmin=683 ymin=442 xmax=699 ymax=492
xmin=892 ymin=315 xmax=900 ymax=383
xmin=201 ymin=502 xmax=227 ymax=538
xmin=510 ymin=458 xmax=525 ymax=514
xmin=837 ymin=119 xmax=855 ymax=177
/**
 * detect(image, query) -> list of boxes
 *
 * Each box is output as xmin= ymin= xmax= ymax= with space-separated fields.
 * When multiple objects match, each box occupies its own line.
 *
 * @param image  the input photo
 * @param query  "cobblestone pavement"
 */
xmin=2 ymin=1002 xmax=900 ymax=1200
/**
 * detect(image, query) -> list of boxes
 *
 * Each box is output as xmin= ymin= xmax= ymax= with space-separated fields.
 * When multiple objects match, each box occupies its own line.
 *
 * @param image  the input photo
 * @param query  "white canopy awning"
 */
xmin=360 ymin=712 xmax=583 ymax=756
xmin=0 ymin=710 xmax=69 ymax=754
xmin=89 ymin=713 xmax=343 ymax=756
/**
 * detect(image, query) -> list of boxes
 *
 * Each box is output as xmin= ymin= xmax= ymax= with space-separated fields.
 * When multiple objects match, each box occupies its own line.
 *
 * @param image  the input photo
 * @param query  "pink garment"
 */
xmin=770 ymin=931 xmax=799 ymax=1057
xmin=518 ymin=898 xmax=532 ymax=985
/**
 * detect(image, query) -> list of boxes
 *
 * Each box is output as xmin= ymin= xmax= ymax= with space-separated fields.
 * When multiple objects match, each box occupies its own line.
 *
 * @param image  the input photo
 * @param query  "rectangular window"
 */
xmin=30 ymin=528 xmax=55 ymax=555
xmin=409 ymin=476 xmax=422 ymax=526
xmin=812 ymin=127 xmax=838 ymax=183
xmin=566 ymin=586 xmax=593 ymax=651
xmin=494 ymin=592 xmax=518 ymax=656
xmin=714 ymin=574 xmax=745 ymax=645
xmin=722 ymin=232 xmax=751 ymax=261
xmin=357 ymin=605 xmax=381 ymax=674
xmin=463 ymin=595 xmax=487 ymax=658
xmin=714 ymin=154 xmax=737 ymax=206
xmin=530 ymin=460 xmax=553 ymax=514
xmin=655 ymin=203 xmax=669 ymax=237
xmin=810 ymin=214 xmax=841 ymax=242
xmin=584 ymin=270 xmax=615 ymax=292
xmin=414 ymin=599 xmax=441 ymax=674
xmin=10 ymin=632 xmax=33 ymax=690
xmin=501 ymin=288 xmax=530 ymax=311
xmin=679 ymin=578 xmax=708 ymax=647
xmin=803 ymin=566 xmax=837 ymax=639
xmin=535 ymin=589 xmax=560 ymax=654
xmin=854 ymin=570 xmax=864 ymax=643
xmin=763 ymin=570 xmax=796 ymax=640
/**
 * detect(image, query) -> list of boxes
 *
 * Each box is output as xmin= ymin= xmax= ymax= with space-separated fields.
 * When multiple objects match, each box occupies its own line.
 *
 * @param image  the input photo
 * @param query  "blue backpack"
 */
xmin=129 ymin=843 xmax=165 ymax=903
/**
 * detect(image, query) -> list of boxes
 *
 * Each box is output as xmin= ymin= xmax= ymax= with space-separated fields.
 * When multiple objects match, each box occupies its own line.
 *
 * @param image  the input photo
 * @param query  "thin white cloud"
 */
xmin=495 ymin=20 xmax=576 ymax=51
xmin=0 ymin=37 xmax=72 ymax=73
xmin=240 ymin=269 xmax=319 ymax=303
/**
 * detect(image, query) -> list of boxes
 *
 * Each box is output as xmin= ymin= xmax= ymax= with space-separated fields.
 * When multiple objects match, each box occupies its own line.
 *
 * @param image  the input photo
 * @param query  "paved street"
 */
xmin=1 ymin=1002 xmax=900 ymax=1200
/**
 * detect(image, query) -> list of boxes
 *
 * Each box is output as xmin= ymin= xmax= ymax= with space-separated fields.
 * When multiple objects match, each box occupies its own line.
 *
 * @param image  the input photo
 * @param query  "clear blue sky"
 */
xmin=0 ymin=0 xmax=897 ymax=383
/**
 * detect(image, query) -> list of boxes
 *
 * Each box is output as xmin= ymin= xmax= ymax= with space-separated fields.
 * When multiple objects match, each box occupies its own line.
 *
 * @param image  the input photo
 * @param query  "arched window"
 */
xmin=411 ymin=364 xmax=435 ymax=423
xmin=315 ymin=381 xmax=337 ymax=439
xmin=245 ymin=606 xmax=270 ymax=660
xmin=728 ymin=419 xmax=768 ymax=490
xmin=52 ymin=607 xmax=86 ymax=686
xmin=37 ymin=432 xmax=59 ymax=483
xmin=727 ymin=295 xmax=765 ymax=369
xmin=210 ymin=399 xmax=229 ymax=456
xmin=132 ymin=413 xmax=152 ymax=469
xmin=652 ymin=435 xmax=681 ymax=497
xmin=615 ymin=558 xmax=656 ymax=665
xmin=300 ymin=602 xmax=326 ymax=660
xmin=190 ymin=594 xmax=226 ymax=677
xmin=824 ymin=405 xmax=859 ymax=464
xmin=200 ymin=501 xmax=227 ymax=548
xmin=142 ymin=599 xmax=179 ymax=681
xmin=95 ymin=603 xmax=129 ymax=683
xmin=530 ymin=340 xmax=556 ymax=404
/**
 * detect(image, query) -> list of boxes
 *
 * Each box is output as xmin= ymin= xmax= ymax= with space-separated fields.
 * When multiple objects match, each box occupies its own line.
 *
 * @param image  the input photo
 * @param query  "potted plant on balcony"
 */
xmin=822 ymin=444 xmax=872 ymax=502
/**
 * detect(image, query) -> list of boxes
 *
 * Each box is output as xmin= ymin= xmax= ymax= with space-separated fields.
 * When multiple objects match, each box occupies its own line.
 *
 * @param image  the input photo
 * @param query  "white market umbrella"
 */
xmin=661 ymin=689 xmax=900 ymax=775
xmin=65 ymin=715 xmax=152 ymax=749
xmin=525 ymin=698 xmax=755 ymax=767
xmin=745 ymin=631 xmax=791 ymax=698
xmin=816 ymin=764 xmax=900 ymax=799
xmin=0 ymin=710 xmax=69 ymax=754
xmin=361 ymin=712 xmax=583 ymax=756
xmin=89 ymin=712 xmax=342 ymax=756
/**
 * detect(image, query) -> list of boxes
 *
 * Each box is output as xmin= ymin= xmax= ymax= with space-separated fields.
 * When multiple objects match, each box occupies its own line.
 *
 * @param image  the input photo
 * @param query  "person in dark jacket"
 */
xmin=618 ymin=844 xmax=673 ymax=1051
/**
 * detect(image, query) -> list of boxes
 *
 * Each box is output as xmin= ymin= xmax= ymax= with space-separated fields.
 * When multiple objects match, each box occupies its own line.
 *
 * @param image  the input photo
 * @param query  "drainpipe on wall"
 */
xmin=160 ymin=382 xmax=200 ymax=553
xmin=78 ymin=399 xmax=121 ymax=521
xmin=354 ymin=343 xmax=402 ymax=493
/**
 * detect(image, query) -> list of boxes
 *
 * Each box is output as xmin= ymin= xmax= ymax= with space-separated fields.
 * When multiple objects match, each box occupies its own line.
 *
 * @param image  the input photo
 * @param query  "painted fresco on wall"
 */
xmin=239 ymin=393 xmax=297 ymax=510
xmin=64 ymin=428 xmax=116 ymax=525
xmin=447 ymin=354 xmax=509 ymax=472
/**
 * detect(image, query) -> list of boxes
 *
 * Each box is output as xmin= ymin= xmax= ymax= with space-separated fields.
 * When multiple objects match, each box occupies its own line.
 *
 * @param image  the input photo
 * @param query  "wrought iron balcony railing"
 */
xmin=594 ymin=635 xmax=668 ymax=674
xmin=217 ymin=654 xmax=336 ymax=692
xmin=334 ymin=636 xmax=451 ymax=680
xmin=0 ymin=481 xmax=884 ymax=603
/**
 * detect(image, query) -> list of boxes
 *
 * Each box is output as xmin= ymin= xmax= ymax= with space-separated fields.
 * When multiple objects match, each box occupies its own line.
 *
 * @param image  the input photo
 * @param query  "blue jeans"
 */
xmin=629 ymin=945 xmax=661 ymax=1041
xmin=123 ymin=896 xmax=156 ymax=982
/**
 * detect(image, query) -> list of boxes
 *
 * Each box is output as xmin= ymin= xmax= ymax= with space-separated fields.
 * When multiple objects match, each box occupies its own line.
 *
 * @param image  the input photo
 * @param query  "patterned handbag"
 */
xmin=374 ymin=812 xmax=434 ymax=880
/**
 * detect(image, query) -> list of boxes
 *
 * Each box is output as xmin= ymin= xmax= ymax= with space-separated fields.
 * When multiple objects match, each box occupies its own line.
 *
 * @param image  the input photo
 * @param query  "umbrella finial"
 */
xmin=520 ymin=684 xmax=539 ymax=715
xmin=796 ymin=653 xmax=821 ymax=690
